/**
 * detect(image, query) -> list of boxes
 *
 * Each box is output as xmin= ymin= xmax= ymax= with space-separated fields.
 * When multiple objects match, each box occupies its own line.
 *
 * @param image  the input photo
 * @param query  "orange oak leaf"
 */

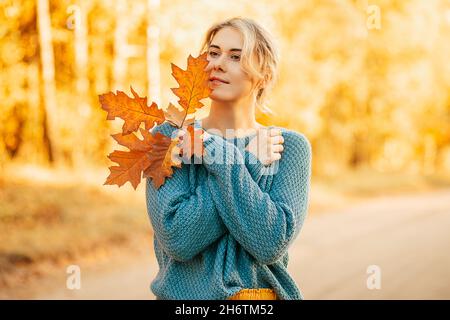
xmin=99 ymin=86 xmax=165 ymax=135
xmin=104 ymin=128 xmax=153 ymax=189
xmin=101 ymin=52 xmax=213 ymax=189
xmin=164 ymin=102 xmax=195 ymax=128
xmin=179 ymin=125 xmax=205 ymax=161
xmin=171 ymin=52 xmax=212 ymax=116
xmin=143 ymin=134 xmax=183 ymax=189
xmin=104 ymin=128 xmax=181 ymax=190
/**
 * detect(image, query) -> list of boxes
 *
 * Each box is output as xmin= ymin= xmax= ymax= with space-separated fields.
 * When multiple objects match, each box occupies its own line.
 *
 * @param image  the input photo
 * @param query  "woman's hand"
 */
xmin=245 ymin=128 xmax=284 ymax=166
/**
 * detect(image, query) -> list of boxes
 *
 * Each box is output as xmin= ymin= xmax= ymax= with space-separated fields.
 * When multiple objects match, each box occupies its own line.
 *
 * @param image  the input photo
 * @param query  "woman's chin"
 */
xmin=209 ymin=92 xmax=224 ymax=100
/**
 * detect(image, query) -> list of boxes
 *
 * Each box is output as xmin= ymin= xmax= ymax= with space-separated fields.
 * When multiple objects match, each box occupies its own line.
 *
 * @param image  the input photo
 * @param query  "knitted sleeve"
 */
xmin=202 ymin=130 xmax=312 ymax=265
xmin=145 ymin=122 xmax=227 ymax=262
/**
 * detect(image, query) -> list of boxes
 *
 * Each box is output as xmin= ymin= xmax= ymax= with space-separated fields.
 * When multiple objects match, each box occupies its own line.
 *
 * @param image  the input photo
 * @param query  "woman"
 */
xmin=146 ymin=17 xmax=311 ymax=300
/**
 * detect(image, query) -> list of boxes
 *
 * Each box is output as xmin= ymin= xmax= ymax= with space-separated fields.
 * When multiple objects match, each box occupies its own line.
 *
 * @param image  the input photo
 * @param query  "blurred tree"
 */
xmin=0 ymin=0 xmax=449 ymax=176
xmin=146 ymin=0 xmax=161 ymax=107
xmin=112 ymin=0 xmax=128 ymax=91
xmin=37 ymin=0 xmax=57 ymax=162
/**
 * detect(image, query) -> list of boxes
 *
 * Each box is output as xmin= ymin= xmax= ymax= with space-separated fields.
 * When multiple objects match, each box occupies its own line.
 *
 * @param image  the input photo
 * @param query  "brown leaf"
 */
xmin=179 ymin=125 xmax=205 ymax=160
xmin=101 ymin=52 xmax=213 ymax=189
xmin=99 ymin=86 xmax=165 ymax=135
xmin=171 ymin=52 xmax=212 ymax=116
xmin=143 ymin=134 xmax=183 ymax=189
xmin=164 ymin=102 xmax=185 ymax=128
xmin=104 ymin=128 xmax=181 ymax=190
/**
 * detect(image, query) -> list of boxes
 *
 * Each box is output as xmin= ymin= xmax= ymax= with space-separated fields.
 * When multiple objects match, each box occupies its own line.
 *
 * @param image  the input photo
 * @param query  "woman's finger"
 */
xmin=272 ymin=153 xmax=282 ymax=161
xmin=269 ymin=128 xmax=282 ymax=137
xmin=271 ymin=135 xmax=284 ymax=144
xmin=272 ymin=144 xmax=284 ymax=153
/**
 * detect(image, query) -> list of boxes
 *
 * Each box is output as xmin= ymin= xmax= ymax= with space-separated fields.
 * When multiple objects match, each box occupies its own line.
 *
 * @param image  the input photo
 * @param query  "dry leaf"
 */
xmin=99 ymin=86 xmax=165 ymax=135
xmin=179 ymin=125 xmax=205 ymax=161
xmin=171 ymin=52 xmax=212 ymax=116
xmin=101 ymin=52 xmax=212 ymax=189
xmin=143 ymin=135 xmax=183 ymax=189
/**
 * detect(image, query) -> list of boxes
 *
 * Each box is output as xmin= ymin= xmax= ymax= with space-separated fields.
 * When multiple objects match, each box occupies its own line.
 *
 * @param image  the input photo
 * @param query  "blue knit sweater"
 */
xmin=145 ymin=119 xmax=312 ymax=300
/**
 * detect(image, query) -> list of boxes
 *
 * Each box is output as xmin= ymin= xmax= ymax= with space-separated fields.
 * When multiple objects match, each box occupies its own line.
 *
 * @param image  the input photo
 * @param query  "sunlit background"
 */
xmin=1 ymin=0 xmax=450 ymax=299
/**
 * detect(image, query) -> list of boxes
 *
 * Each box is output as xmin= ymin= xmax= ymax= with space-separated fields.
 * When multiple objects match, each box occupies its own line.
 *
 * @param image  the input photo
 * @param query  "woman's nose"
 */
xmin=205 ymin=56 xmax=225 ymax=72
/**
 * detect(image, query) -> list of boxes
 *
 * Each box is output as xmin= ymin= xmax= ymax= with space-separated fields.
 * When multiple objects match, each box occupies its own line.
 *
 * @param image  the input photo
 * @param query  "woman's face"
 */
xmin=204 ymin=27 xmax=256 ymax=103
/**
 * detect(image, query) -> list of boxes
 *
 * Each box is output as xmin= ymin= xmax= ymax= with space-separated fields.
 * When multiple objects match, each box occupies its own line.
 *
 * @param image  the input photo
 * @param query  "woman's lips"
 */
xmin=210 ymin=79 xmax=228 ymax=86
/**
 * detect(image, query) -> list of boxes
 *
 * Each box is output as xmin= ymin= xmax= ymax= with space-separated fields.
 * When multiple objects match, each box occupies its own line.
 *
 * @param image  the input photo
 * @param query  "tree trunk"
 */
xmin=73 ymin=0 xmax=90 ymax=166
xmin=36 ymin=0 xmax=57 ymax=163
xmin=146 ymin=0 xmax=161 ymax=107
xmin=113 ymin=0 xmax=128 ymax=91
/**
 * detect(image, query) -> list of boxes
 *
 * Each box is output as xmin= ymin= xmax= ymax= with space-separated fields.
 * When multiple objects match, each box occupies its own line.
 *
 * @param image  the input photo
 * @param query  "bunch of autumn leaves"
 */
xmin=98 ymin=52 xmax=211 ymax=190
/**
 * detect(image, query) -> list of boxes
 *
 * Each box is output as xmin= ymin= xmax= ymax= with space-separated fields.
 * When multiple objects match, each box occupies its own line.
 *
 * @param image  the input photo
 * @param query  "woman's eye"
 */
xmin=208 ymin=51 xmax=240 ymax=60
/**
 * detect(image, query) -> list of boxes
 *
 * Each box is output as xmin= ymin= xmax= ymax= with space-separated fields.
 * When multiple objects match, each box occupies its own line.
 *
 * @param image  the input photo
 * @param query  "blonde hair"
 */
xmin=198 ymin=17 xmax=280 ymax=115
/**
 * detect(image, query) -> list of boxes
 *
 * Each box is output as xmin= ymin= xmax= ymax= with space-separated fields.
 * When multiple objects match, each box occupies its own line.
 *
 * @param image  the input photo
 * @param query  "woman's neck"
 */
xmin=201 ymin=99 xmax=264 ymax=136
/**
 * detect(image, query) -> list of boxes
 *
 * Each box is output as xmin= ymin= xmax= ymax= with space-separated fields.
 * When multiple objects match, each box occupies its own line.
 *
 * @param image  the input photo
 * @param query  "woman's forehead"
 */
xmin=210 ymin=27 xmax=243 ymax=50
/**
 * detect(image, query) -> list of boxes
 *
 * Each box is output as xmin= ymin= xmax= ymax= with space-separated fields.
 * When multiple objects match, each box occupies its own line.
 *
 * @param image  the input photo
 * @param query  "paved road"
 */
xmin=36 ymin=189 xmax=450 ymax=299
